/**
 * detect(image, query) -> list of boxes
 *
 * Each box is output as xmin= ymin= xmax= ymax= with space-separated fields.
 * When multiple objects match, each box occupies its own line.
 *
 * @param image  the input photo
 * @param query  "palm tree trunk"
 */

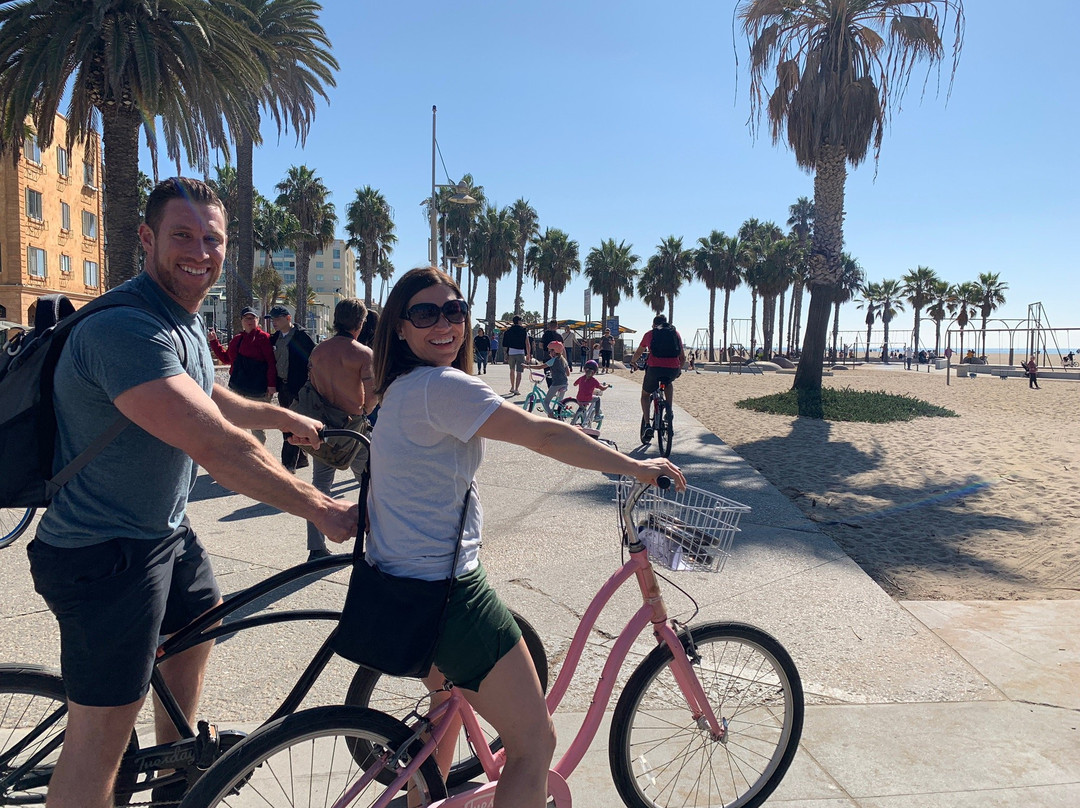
xmin=295 ymin=245 xmax=310 ymax=330
xmin=707 ymin=287 xmax=716 ymax=362
xmin=912 ymin=307 xmax=922 ymax=355
xmin=486 ymin=276 xmax=498 ymax=334
xmin=237 ymin=128 xmax=255 ymax=332
xmin=831 ymin=300 xmax=840 ymax=357
xmin=514 ymin=250 xmax=525 ymax=315
xmin=750 ymin=292 xmax=758 ymax=357
xmin=793 ymin=144 xmax=846 ymax=393
xmin=935 ymin=320 xmax=942 ymax=354
xmin=667 ymin=298 xmax=674 ymax=324
xmin=100 ymin=105 xmax=143 ymax=289
xmin=883 ymin=319 xmax=891 ymax=362
xmin=551 ymin=292 xmax=559 ymax=322
xmin=777 ymin=290 xmax=786 ymax=356
xmin=864 ymin=323 xmax=873 ymax=362
xmin=721 ymin=289 xmax=732 ymax=359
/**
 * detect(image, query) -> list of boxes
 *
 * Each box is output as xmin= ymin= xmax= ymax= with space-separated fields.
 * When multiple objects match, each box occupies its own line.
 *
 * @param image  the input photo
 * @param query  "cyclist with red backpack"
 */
xmin=630 ymin=314 xmax=685 ymax=441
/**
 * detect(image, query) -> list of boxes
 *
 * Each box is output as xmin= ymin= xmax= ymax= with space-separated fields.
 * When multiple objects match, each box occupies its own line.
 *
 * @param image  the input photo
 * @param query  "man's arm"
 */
xmin=115 ymin=374 xmax=357 ymax=542
xmin=212 ymin=383 xmax=318 ymax=437
xmin=631 ymin=341 xmax=645 ymax=366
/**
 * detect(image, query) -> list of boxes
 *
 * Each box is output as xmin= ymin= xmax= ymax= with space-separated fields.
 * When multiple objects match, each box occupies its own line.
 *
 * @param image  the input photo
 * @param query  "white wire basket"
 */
xmin=615 ymin=477 xmax=751 ymax=573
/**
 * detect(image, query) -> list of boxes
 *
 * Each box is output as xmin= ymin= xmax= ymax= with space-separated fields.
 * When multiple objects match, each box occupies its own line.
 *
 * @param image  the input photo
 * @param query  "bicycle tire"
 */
xmin=523 ymin=394 xmax=537 ymax=413
xmin=560 ymin=398 xmax=582 ymax=423
xmin=178 ymin=706 xmax=446 ymax=808
xmin=344 ymin=610 xmax=548 ymax=787
xmin=609 ymin=622 xmax=803 ymax=808
xmin=657 ymin=405 xmax=673 ymax=458
xmin=0 ymin=508 xmax=35 ymax=551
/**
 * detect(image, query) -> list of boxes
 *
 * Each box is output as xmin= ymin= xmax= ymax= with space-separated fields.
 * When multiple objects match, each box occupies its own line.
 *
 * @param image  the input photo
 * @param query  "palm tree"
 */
xmin=926 ymin=279 xmax=952 ymax=354
xmin=208 ymin=165 xmax=245 ymax=329
xmin=693 ymin=231 xmax=729 ymax=361
xmin=857 ymin=282 xmax=884 ymax=362
xmin=282 ymin=284 xmax=316 ymax=310
xmin=585 ymin=239 xmax=639 ymax=327
xmin=758 ymin=237 xmax=798 ymax=357
xmin=636 ymin=258 xmax=668 ymax=316
xmin=253 ymin=196 xmax=304 ymax=274
xmin=345 ymin=186 xmax=396 ymax=306
xmin=252 ymin=263 xmax=283 ymax=316
xmin=947 ymin=281 xmax=980 ymax=357
xmin=0 ymin=0 xmax=265 ymax=287
xmin=739 ymin=0 xmax=965 ymax=393
xmin=646 ymin=236 xmax=694 ymax=323
xmin=973 ymin=272 xmax=1008 ymax=355
xmin=739 ymin=220 xmax=782 ymax=358
xmin=875 ymin=279 xmax=906 ymax=361
xmin=717 ymin=235 xmax=747 ymax=359
xmin=902 ymin=265 xmax=940 ymax=357
xmin=427 ymin=174 xmax=484 ymax=285
xmin=509 ymin=199 xmax=540 ymax=316
xmin=276 ymin=165 xmax=336 ymax=330
xmin=530 ymin=228 xmax=579 ymax=321
xmin=831 ymin=253 xmax=864 ymax=358
xmin=218 ymin=0 xmax=338 ymax=334
xmin=786 ymin=196 xmax=814 ymax=349
xmin=469 ymin=206 xmax=519 ymax=332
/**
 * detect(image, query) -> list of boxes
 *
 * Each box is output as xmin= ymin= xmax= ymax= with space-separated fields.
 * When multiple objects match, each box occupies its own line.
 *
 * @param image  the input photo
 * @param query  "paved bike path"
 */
xmin=1 ymin=369 xmax=1076 ymax=806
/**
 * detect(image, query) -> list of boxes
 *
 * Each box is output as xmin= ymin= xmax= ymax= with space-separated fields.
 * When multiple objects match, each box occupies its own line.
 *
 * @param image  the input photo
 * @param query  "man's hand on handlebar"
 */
xmin=282 ymin=412 xmax=324 ymax=448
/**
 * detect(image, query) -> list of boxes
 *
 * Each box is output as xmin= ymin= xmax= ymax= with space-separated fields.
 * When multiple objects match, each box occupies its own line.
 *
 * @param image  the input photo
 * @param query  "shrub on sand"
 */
xmin=736 ymin=387 xmax=958 ymax=423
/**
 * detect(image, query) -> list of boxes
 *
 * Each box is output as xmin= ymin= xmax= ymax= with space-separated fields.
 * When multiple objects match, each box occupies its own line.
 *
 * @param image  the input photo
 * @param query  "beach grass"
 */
xmin=735 ymin=386 xmax=959 ymax=422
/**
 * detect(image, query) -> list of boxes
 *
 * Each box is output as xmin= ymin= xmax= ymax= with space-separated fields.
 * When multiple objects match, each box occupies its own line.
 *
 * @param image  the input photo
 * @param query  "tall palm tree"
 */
xmin=786 ymin=196 xmax=814 ymax=349
xmin=637 ymin=257 xmax=669 ymax=316
xmin=646 ymin=236 xmax=694 ymax=323
xmin=469 ymin=206 xmax=519 ymax=332
xmin=208 ymin=164 xmax=245 ymax=328
xmin=857 ymin=282 xmax=881 ymax=362
xmin=832 ymin=253 xmax=864 ymax=358
xmin=345 ymin=186 xmax=396 ymax=306
xmin=902 ymin=265 xmax=940 ymax=356
xmin=739 ymin=0 xmax=965 ymax=393
xmin=973 ymin=271 xmax=1008 ymax=355
xmin=530 ymin=228 xmax=579 ymax=322
xmin=718 ymin=235 xmax=747 ymax=358
xmin=585 ymin=239 xmax=639 ymax=327
xmin=926 ymin=279 xmax=952 ymax=354
xmin=426 ymin=174 xmax=484 ymax=285
xmin=739 ymin=220 xmax=782 ymax=358
xmin=947 ymin=281 xmax=980 ymax=357
xmin=875 ymin=278 xmax=906 ymax=361
xmin=276 ymin=165 xmax=336 ymax=329
xmin=758 ymin=236 xmax=798 ymax=357
xmin=0 ymin=0 xmax=265 ymax=287
xmin=253 ymin=196 xmax=304 ymax=275
xmin=218 ymin=0 xmax=338 ymax=335
xmin=509 ymin=199 xmax=540 ymax=316
xmin=693 ymin=230 xmax=729 ymax=361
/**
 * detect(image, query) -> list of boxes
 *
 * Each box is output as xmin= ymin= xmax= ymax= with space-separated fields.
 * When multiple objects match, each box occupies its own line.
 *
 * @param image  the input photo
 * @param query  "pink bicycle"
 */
xmin=180 ymin=477 xmax=804 ymax=808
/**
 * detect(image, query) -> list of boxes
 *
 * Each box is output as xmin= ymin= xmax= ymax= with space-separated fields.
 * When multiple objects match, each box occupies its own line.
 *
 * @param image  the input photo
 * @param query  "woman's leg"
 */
xmin=463 ymin=640 xmax=555 ymax=808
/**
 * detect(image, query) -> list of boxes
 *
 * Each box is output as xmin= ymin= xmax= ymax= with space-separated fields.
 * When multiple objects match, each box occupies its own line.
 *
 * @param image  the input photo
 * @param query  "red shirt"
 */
xmin=640 ymin=328 xmax=683 ymax=369
xmin=574 ymin=374 xmax=605 ymax=402
xmin=209 ymin=327 xmax=277 ymax=390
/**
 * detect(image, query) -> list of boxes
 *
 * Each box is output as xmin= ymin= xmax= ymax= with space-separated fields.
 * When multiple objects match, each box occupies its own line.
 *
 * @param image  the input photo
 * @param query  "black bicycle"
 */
xmin=0 ymin=508 xmax=35 ymax=551
xmin=642 ymin=378 xmax=675 ymax=458
xmin=0 ymin=431 xmax=548 ymax=805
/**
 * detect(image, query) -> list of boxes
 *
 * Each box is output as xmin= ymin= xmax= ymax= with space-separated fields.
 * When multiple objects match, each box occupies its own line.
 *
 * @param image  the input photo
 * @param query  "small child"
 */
xmin=527 ymin=341 xmax=569 ymax=416
xmin=573 ymin=359 xmax=610 ymax=417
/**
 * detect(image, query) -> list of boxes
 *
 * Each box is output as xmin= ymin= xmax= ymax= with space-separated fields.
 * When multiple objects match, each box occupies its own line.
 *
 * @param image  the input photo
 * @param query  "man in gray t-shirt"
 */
xmin=26 ymin=178 xmax=359 ymax=808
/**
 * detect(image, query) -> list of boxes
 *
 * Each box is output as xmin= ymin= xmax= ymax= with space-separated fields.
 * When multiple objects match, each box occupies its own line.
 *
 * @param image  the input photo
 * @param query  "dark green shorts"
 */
xmin=433 ymin=563 xmax=521 ymax=692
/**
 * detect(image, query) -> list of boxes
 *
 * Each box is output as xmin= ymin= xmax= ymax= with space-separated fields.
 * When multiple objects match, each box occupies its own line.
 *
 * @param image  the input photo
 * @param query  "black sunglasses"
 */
xmin=403 ymin=299 xmax=469 ymax=329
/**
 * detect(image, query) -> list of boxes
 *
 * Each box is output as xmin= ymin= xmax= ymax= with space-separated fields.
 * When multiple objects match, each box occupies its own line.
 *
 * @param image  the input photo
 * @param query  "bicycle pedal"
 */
xmin=194 ymin=720 xmax=220 ymax=770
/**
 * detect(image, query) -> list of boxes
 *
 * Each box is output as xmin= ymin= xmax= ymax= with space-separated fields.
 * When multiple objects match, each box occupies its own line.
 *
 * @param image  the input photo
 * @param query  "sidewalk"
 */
xmin=1 ymin=370 xmax=1076 ymax=806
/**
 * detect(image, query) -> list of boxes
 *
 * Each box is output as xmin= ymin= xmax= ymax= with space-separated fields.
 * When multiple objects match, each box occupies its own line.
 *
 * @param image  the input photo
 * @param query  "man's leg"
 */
xmin=152 ymin=610 xmax=220 ymax=747
xmin=306 ymin=460 xmax=337 ymax=556
xmin=48 ymin=699 xmax=144 ymax=808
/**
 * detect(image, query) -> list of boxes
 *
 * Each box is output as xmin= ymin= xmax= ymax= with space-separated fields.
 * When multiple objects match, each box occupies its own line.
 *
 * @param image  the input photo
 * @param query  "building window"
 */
xmin=315 ymin=274 xmax=324 ymax=281
xmin=332 ymin=261 xmax=340 ymax=269
xmin=57 ymin=147 xmax=69 ymax=177
xmin=83 ymin=161 xmax=96 ymax=188
xmin=23 ymin=136 xmax=41 ymax=163
xmin=315 ymin=261 xmax=324 ymax=268
xmin=27 ymin=246 xmax=47 ymax=278
xmin=25 ymin=188 xmax=43 ymax=220
xmin=83 ymin=260 xmax=99 ymax=287
xmin=333 ymin=248 xmax=341 ymax=259
xmin=60 ymin=254 xmax=72 ymax=274
xmin=333 ymin=275 xmax=341 ymax=282
xmin=288 ymin=261 xmax=294 ymax=267
xmin=82 ymin=210 xmax=98 ymax=239
xmin=284 ymin=273 xmax=295 ymax=283
xmin=316 ymin=249 xmax=323 ymax=256
xmin=61 ymin=202 xmax=71 ymax=231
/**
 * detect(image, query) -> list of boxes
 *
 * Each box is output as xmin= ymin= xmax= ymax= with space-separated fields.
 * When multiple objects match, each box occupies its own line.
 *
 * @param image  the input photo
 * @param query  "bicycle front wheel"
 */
xmin=0 ymin=665 xmax=67 ymax=804
xmin=609 ymin=622 xmax=803 ymax=808
xmin=0 ymin=508 xmax=35 ymax=550
xmin=179 ymin=707 xmax=446 ymax=808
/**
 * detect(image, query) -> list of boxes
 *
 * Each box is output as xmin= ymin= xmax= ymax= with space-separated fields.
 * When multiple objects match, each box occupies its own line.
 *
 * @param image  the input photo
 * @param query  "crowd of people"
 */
xmin=28 ymin=177 xmax=681 ymax=808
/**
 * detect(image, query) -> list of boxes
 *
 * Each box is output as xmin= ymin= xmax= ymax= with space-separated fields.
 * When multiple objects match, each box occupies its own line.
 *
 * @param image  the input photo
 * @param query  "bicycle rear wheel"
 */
xmin=178 ymin=707 xmax=446 ymax=808
xmin=656 ymin=404 xmax=673 ymax=458
xmin=0 ymin=666 xmax=66 ymax=804
xmin=0 ymin=508 xmax=35 ymax=550
xmin=609 ymin=622 xmax=803 ymax=808
xmin=345 ymin=611 xmax=548 ymax=787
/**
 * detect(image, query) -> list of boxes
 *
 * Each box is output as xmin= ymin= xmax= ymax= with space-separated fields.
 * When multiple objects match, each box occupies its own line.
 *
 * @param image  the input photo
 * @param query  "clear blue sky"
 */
xmin=150 ymin=1 xmax=1077 ymax=349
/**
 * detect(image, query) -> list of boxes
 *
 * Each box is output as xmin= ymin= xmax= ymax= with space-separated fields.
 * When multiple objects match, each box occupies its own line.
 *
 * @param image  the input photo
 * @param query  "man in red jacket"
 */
xmin=208 ymin=307 xmax=277 ymax=443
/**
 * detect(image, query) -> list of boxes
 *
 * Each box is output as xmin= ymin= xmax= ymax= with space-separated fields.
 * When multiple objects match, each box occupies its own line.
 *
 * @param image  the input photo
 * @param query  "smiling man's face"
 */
xmin=139 ymin=198 xmax=227 ymax=313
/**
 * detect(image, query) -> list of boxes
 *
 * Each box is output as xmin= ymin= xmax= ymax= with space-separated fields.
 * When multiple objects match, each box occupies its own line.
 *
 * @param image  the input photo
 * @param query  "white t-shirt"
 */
xmin=367 ymin=365 xmax=503 ymax=580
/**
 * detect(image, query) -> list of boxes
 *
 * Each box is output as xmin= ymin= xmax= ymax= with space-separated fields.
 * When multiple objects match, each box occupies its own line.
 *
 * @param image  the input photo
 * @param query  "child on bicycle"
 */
xmin=366 ymin=267 xmax=683 ymax=807
xmin=573 ymin=359 xmax=610 ymax=417
xmin=526 ymin=340 xmax=569 ymax=417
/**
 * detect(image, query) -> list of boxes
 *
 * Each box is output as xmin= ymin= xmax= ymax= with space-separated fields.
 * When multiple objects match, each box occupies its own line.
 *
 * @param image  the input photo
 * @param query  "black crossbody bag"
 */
xmin=331 ymin=470 xmax=472 ymax=678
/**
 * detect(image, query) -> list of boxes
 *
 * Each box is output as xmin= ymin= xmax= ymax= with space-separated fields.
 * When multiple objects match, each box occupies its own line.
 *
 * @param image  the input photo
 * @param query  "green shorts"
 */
xmin=433 ymin=563 xmax=521 ymax=692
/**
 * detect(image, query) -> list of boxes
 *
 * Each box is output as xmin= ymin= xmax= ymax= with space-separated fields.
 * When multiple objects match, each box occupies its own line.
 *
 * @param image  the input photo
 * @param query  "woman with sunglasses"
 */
xmin=367 ymin=267 xmax=683 ymax=807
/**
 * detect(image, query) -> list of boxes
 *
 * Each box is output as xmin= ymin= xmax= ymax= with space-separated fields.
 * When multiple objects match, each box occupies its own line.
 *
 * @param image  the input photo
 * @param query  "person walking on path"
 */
xmin=502 ymin=315 xmax=531 ymax=395
xmin=560 ymin=327 xmax=578 ymax=372
xmin=473 ymin=327 xmax=491 ymax=374
xmin=600 ymin=328 xmax=614 ymax=373
xmin=26 ymin=178 xmax=357 ymax=808
xmin=269 ymin=305 xmax=315 ymax=471
xmin=1024 ymin=356 xmax=1040 ymax=389
xmin=208 ymin=306 xmax=276 ymax=444
xmin=300 ymin=298 xmax=376 ymax=561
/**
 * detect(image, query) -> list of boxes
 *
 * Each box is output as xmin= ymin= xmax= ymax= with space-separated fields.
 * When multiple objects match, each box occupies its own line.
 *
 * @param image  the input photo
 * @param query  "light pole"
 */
xmin=429 ymin=105 xmax=476 ymax=269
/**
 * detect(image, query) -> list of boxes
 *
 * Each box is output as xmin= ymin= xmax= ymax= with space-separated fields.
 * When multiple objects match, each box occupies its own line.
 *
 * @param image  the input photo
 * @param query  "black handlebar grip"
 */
xmin=656 ymin=475 xmax=672 ymax=490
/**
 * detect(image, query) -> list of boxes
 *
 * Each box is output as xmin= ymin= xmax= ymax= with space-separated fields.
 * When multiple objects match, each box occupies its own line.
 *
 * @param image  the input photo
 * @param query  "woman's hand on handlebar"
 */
xmin=631 ymin=457 xmax=686 ymax=490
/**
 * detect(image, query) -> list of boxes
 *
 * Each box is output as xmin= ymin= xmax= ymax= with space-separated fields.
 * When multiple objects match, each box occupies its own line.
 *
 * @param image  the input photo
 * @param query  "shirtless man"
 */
xmin=302 ymin=298 xmax=376 ymax=560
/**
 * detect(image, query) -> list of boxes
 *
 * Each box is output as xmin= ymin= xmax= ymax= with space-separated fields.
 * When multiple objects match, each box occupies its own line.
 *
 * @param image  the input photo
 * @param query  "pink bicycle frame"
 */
xmin=357 ymin=540 xmax=724 ymax=808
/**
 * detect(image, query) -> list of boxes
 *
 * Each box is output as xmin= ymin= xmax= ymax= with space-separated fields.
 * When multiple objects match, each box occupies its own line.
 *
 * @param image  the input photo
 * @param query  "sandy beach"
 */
xmin=624 ymin=364 xmax=1080 ymax=601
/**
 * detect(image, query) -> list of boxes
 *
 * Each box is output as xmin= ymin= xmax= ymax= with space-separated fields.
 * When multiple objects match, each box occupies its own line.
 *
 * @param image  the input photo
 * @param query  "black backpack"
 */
xmin=0 ymin=290 xmax=182 ymax=508
xmin=649 ymin=325 xmax=681 ymax=359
